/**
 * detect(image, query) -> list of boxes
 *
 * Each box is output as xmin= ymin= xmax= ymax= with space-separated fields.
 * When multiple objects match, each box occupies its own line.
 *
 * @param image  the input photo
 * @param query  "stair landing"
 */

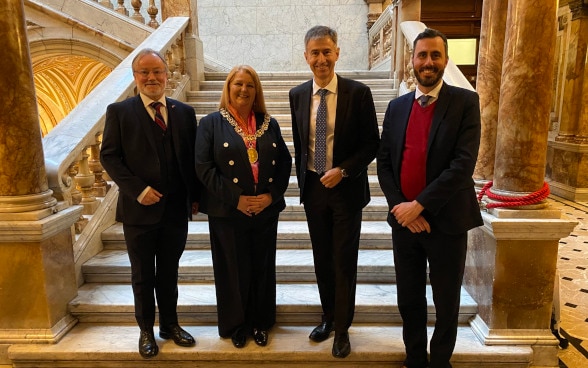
xmin=8 ymin=324 xmax=532 ymax=368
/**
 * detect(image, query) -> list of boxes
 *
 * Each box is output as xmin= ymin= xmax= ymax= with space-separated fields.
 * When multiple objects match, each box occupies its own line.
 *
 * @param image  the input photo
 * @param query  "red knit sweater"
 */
xmin=400 ymin=99 xmax=436 ymax=201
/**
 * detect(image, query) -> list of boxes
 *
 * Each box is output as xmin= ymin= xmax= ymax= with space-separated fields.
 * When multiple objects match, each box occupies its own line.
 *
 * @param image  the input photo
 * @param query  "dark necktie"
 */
xmin=314 ymin=89 xmax=328 ymax=174
xmin=419 ymin=95 xmax=431 ymax=107
xmin=150 ymin=101 xmax=167 ymax=131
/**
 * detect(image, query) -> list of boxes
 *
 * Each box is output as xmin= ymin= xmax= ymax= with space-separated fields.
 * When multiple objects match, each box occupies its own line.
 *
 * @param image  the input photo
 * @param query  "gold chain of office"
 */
xmin=220 ymin=108 xmax=271 ymax=163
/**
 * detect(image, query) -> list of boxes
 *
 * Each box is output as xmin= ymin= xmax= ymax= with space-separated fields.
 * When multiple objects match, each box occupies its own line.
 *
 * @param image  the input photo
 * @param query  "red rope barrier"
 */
xmin=477 ymin=181 xmax=550 ymax=209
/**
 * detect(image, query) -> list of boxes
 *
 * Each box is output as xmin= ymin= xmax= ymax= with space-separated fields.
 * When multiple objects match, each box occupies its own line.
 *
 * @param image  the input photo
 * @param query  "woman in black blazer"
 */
xmin=195 ymin=65 xmax=291 ymax=348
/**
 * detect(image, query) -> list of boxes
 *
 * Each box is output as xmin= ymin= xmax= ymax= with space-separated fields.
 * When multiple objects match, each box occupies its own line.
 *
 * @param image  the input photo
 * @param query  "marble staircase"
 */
xmin=7 ymin=71 xmax=534 ymax=367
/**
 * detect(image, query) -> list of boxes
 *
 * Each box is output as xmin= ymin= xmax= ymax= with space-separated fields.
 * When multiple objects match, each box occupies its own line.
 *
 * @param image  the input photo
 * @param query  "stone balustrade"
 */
xmin=42 ymin=16 xmax=192 ymax=237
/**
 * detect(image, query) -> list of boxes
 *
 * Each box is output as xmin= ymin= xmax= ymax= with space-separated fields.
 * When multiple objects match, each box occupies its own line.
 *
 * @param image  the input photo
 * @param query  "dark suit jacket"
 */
xmin=195 ymin=110 xmax=292 ymax=218
xmin=100 ymin=95 xmax=200 ymax=225
xmin=377 ymin=83 xmax=483 ymax=234
xmin=289 ymin=74 xmax=380 ymax=210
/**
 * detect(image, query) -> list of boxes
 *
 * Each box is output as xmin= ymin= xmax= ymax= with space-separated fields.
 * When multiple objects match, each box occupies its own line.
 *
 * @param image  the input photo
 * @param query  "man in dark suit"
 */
xmin=377 ymin=28 xmax=483 ymax=368
xmin=289 ymin=25 xmax=380 ymax=359
xmin=100 ymin=48 xmax=200 ymax=359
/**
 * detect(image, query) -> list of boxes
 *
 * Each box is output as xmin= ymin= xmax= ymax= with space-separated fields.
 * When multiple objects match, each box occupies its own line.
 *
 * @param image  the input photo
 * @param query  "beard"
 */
xmin=414 ymin=67 xmax=444 ymax=88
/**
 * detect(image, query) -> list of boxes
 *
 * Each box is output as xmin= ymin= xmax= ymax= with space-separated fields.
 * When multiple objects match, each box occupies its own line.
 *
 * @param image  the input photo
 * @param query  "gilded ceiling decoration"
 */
xmin=33 ymin=54 xmax=112 ymax=136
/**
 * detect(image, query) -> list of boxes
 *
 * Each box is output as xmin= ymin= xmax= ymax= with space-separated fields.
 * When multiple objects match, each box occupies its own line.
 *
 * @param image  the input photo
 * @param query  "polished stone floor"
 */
xmin=549 ymin=196 xmax=588 ymax=368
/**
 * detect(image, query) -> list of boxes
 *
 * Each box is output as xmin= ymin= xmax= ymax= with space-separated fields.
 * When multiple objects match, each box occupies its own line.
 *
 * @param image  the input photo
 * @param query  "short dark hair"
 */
xmin=413 ymin=28 xmax=448 ymax=57
xmin=304 ymin=26 xmax=338 ymax=47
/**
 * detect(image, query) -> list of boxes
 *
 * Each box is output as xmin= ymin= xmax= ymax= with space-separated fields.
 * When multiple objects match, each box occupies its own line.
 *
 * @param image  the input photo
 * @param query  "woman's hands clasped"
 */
xmin=237 ymin=193 xmax=273 ymax=216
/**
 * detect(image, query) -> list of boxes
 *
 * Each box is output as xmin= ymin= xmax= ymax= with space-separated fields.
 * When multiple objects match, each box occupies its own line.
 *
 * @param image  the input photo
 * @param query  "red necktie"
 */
xmin=150 ymin=101 xmax=167 ymax=131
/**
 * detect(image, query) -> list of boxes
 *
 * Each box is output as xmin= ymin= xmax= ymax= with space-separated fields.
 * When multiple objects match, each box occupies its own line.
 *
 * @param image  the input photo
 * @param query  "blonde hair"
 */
xmin=219 ymin=65 xmax=267 ymax=114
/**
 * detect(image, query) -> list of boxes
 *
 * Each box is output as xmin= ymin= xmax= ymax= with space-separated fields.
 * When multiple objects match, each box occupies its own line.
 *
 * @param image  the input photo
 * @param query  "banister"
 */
xmin=43 ymin=16 xmax=190 ymax=203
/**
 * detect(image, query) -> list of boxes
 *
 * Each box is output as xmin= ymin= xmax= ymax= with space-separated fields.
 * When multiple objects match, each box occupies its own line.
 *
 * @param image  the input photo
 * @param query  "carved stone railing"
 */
xmin=92 ymin=0 xmax=162 ymax=28
xmin=41 ymin=16 xmax=192 ymax=283
xmin=368 ymin=5 xmax=396 ymax=71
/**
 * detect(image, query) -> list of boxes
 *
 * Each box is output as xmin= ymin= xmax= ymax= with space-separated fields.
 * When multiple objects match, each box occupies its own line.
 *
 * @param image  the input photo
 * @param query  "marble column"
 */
xmin=393 ymin=0 xmax=421 ymax=86
xmin=464 ymin=2 xmax=578 ymax=366
xmin=0 ymin=0 xmax=81 ymax=344
xmin=493 ymin=0 xmax=557 ymax=193
xmin=162 ymin=0 xmax=205 ymax=90
xmin=0 ymin=0 xmax=56 ymax=214
xmin=473 ymin=0 xmax=508 ymax=181
xmin=555 ymin=3 xmax=586 ymax=141
xmin=547 ymin=3 xmax=588 ymax=201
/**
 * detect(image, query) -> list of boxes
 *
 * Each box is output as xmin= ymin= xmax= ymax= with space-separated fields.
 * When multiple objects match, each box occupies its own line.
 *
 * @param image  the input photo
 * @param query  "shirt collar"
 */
xmin=415 ymin=80 xmax=443 ymax=100
xmin=139 ymin=93 xmax=166 ymax=108
xmin=313 ymin=76 xmax=338 ymax=96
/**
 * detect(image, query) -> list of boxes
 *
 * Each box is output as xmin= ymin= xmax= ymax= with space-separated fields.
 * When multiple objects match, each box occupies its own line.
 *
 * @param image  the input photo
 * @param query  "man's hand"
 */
xmin=140 ymin=188 xmax=163 ymax=206
xmin=405 ymin=215 xmax=431 ymax=233
xmin=319 ymin=167 xmax=344 ymax=188
xmin=391 ymin=200 xmax=425 ymax=227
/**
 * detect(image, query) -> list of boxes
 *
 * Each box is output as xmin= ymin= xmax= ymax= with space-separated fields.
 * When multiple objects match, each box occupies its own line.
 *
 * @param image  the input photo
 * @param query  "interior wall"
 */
xmin=197 ymin=0 xmax=371 ymax=72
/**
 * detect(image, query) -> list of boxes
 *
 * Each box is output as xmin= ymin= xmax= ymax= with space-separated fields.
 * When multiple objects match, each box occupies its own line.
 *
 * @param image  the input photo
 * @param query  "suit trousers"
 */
xmin=392 ymin=226 xmax=467 ymax=368
xmin=208 ymin=212 xmax=278 ymax=338
xmin=303 ymin=170 xmax=362 ymax=333
xmin=123 ymin=214 xmax=188 ymax=331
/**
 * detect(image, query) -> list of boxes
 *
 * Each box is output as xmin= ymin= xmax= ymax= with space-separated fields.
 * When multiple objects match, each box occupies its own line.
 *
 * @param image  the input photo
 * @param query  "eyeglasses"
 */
xmin=133 ymin=70 xmax=167 ymax=78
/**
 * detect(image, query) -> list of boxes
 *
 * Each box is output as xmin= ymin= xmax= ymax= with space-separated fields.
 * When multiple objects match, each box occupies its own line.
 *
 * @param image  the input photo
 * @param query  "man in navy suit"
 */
xmin=100 ymin=48 xmax=201 ymax=359
xmin=289 ymin=25 xmax=380 ymax=358
xmin=377 ymin=28 xmax=482 ymax=368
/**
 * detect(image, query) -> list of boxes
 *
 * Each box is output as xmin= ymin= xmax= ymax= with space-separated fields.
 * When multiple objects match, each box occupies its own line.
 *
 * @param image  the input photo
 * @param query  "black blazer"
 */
xmin=100 ymin=95 xmax=200 ymax=225
xmin=195 ymin=110 xmax=292 ymax=218
xmin=377 ymin=83 xmax=483 ymax=234
xmin=289 ymin=75 xmax=380 ymax=210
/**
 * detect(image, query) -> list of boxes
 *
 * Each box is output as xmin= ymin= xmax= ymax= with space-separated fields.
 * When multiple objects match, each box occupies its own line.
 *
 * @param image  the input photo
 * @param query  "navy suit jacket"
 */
xmin=377 ymin=83 xmax=483 ymax=234
xmin=289 ymin=74 xmax=380 ymax=210
xmin=195 ymin=110 xmax=292 ymax=218
xmin=100 ymin=95 xmax=200 ymax=225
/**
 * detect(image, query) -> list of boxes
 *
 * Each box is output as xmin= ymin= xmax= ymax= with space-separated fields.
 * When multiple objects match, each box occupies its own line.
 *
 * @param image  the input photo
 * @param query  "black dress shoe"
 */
xmin=139 ymin=330 xmax=159 ymax=359
xmin=252 ymin=328 xmax=268 ymax=346
xmin=332 ymin=332 xmax=351 ymax=358
xmin=309 ymin=320 xmax=333 ymax=342
xmin=159 ymin=324 xmax=196 ymax=347
xmin=231 ymin=327 xmax=247 ymax=348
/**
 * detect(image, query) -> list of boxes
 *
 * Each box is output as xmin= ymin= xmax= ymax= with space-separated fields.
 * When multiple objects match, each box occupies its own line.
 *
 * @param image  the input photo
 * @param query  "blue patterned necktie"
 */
xmin=314 ymin=89 xmax=328 ymax=174
xmin=150 ymin=101 xmax=167 ymax=131
xmin=419 ymin=95 xmax=431 ymax=107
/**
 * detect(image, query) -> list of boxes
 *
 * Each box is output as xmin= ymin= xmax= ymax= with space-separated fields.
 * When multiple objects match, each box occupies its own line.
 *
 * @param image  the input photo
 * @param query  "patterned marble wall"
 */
xmin=197 ymin=0 xmax=370 ymax=71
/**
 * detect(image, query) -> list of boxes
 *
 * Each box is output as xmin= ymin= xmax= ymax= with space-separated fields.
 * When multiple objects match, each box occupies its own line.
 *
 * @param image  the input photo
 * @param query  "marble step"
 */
xmin=101 ymin=220 xmax=392 ymax=251
xmin=82 ymin=248 xmax=395 ymax=283
xmin=198 ymin=78 xmax=396 ymax=91
xmin=195 ymin=113 xmax=389 ymax=127
xmin=68 ymin=283 xmax=477 ymax=324
xmin=188 ymin=89 xmax=397 ymax=102
xmin=190 ymin=100 xmax=392 ymax=115
xmin=284 ymin=175 xmax=384 ymax=197
xmin=201 ymin=70 xmax=393 ymax=82
xmin=191 ymin=196 xmax=389 ymax=222
xmin=7 ymin=324 xmax=532 ymax=368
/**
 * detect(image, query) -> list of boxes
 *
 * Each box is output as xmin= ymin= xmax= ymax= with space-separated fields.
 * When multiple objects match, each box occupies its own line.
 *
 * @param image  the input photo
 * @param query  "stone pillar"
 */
xmin=465 ymin=2 xmax=578 ymax=367
xmin=0 ymin=0 xmax=81 ymax=344
xmin=547 ymin=3 xmax=588 ymax=201
xmin=393 ymin=0 xmax=420 ymax=86
xmin=473 ymin=0 xmax=508 ymax=181
xmin=493 ymin=1 xmax=556 ymax=193
xmin=162 ymin=0 xmax=205 ymax=90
